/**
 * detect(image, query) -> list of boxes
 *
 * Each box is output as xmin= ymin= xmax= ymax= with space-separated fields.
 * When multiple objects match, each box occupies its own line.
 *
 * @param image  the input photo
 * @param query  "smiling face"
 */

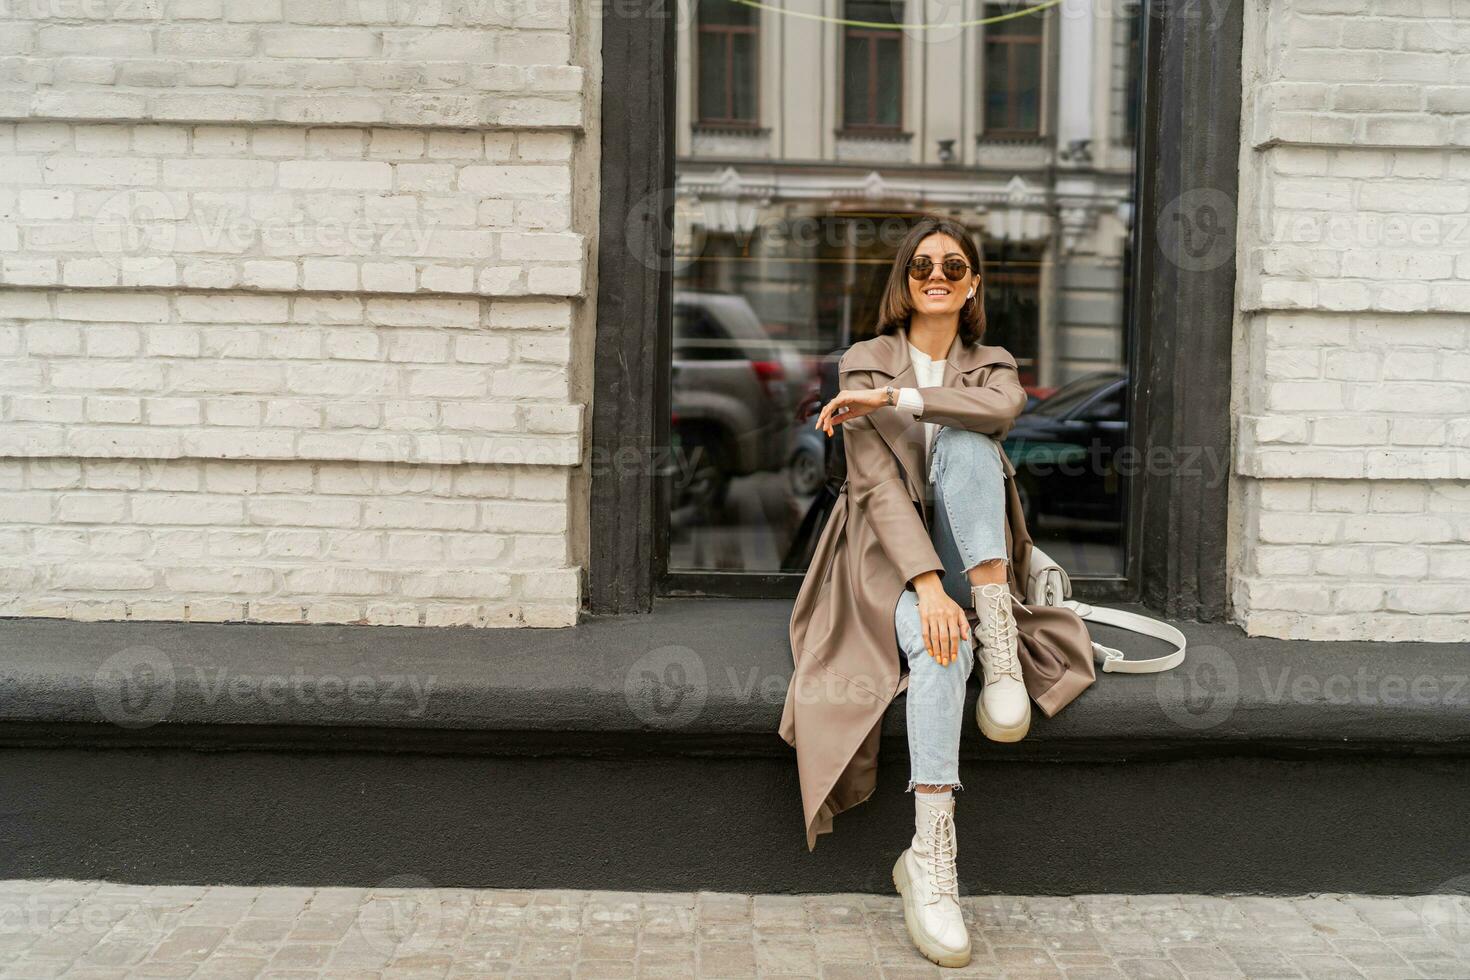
xmin=905 ymin=232 xmax=981 ymax=319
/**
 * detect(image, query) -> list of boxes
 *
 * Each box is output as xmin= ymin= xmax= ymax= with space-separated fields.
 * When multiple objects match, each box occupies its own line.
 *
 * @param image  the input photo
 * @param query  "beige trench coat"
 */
xmin=778 ymin=325 xmax=1097 ymax=851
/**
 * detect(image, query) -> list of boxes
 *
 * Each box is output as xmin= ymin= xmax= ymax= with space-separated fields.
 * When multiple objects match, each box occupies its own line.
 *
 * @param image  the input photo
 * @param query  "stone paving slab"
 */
xmin=0 ymin=881 xmax=1467 ymax=979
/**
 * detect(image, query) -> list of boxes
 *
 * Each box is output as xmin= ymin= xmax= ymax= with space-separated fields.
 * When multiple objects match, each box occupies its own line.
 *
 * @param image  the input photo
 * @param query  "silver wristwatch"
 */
xmin=883 ymin=385 xmax=896 ymax=406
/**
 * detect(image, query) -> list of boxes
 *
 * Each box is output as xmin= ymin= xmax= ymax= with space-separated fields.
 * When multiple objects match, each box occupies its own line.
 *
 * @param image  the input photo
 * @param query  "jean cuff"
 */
xmin=906 ymin=778 xmax=965 ymax=793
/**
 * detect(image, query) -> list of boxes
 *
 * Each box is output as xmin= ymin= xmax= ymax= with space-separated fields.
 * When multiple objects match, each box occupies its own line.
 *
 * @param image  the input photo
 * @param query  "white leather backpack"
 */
xmin=1025 ymin=545 xmax=1186 ymax=673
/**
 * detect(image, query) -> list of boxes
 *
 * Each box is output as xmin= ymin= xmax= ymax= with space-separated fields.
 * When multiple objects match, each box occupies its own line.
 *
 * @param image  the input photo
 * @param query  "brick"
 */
xmin=259 ymin=29 xmax=381 ymax=59
xmin=1314 ymin=483 xmax=1371 ymax=513
xmin=1266 ymin=381 xmax=1345 ymax=412
xmin=1313 ymin=417 xmax=1389 ymax=445
xmin=459 ymin=165 xmax=571 ymax=196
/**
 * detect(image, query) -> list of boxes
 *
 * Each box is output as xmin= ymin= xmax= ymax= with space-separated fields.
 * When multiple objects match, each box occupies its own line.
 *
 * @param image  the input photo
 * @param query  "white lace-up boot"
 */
xmin=892 ymin=793 xmax=971 ymax=967
xmin=972 ymin=581 xmax=1032 ymax=741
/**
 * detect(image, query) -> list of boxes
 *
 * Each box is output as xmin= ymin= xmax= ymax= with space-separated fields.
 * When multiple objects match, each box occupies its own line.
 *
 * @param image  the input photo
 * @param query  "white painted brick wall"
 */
xmin=0 ymin=1 xmax=597 ymax=627
xmin=0 ymin=0 xmax=584 ymax=128
xmin=0 ymin=121 xmax=582 ymax=295
xmin=1232 ymin=0 xmax=1470 ymax=640
xmin=1251 ymin=0 xmax=1470 ymax=149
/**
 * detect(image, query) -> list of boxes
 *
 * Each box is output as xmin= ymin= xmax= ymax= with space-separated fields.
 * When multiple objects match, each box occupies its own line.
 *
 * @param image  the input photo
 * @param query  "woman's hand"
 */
xmin=911 ymin=572 xmax=970 ymax=667
xmin=814 ymin=388 xmax=889 ymax=436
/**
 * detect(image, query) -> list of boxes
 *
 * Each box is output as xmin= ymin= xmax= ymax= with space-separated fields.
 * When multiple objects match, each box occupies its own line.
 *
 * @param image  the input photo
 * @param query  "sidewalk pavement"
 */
xmin=1 ymin=880 xmax=1467 ymax=979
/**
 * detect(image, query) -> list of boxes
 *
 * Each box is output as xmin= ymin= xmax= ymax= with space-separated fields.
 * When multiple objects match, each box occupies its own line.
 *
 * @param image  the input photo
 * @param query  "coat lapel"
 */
xmin=865 ymin=340 xmax=926 ymax=509
xmin=848 ymin=325 xmax=1016 ymax=517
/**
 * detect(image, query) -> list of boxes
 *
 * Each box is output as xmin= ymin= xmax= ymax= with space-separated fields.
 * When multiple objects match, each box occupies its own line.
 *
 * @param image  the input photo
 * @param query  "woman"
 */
xmin=778 ymin=216 xmax=1098 ymax=968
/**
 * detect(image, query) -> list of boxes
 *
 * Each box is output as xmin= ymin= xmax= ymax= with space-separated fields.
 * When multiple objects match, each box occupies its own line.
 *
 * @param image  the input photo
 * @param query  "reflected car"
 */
xmin=785 ymin=348 xmax=846 ymax=497
xmin=1002 ymin=371 xmax=1127 ymax=528
xmin=671 ymin=291 xmax=807 ymax=512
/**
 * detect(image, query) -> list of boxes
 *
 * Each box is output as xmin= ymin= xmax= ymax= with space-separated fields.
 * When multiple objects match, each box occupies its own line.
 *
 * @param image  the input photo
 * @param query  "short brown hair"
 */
xmin=876 ymin=215 xmax=985 ymax=345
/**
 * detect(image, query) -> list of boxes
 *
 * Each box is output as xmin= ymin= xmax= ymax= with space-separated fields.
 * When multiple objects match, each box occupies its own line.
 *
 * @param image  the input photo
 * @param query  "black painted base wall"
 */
xmin=6 ymin=745 xmax=1468 ymax=895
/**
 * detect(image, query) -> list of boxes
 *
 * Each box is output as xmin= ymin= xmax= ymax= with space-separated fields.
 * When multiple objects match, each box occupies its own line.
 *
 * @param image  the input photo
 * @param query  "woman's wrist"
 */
xmin=911 ymin=570 xmax=943 ymax=594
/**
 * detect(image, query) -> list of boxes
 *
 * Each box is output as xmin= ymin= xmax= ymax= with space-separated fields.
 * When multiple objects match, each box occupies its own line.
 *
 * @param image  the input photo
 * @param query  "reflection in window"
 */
xmin=843 ymin=1 xmax=903 ymax=131
xmin=671 ymin=0 xmax=1140 ymax=585
xmin=983 ymin=240 xmax=1043 ymax=387
xmin=1120 ymin=0 xmax=1142 ymax=142
xmin=697 ymin=0 xmax=758 ymax=125
xmin=1033 ymin=373 xmax=1118 ymax=419
xmin=983 ymin=3 xmax=1044 ymax=136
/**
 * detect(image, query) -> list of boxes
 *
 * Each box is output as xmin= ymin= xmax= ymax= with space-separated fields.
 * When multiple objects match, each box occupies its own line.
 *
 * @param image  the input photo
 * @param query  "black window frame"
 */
xmin=591 ymin=0 xmax=1241 ymax=622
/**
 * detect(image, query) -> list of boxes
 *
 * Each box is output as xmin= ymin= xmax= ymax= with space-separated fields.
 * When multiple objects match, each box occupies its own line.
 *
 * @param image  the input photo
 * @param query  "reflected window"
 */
xmin=984 ymin=240 xmax=1043 ymax=387
xmin=843 ymin=1 xmax=904 ymax=131
xmin=697 ymin=0 xmax=758 ymax=125
xmin=1034 ymin=373 xmax=1118 ymax=418
xmin=983 ymin=3 xmax=1044 ymax=136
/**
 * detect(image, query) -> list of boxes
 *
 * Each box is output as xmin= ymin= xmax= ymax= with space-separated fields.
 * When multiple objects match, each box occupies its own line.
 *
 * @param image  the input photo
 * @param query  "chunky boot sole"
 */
xmin=892 ymin=854 xmax=972 ymax=968
xmin=977 ymin=696 xmax=1031 ymax=742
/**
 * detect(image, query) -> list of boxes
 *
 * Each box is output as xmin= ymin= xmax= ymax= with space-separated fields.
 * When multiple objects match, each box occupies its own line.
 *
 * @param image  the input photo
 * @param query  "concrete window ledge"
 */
xmin=4 ymin=599 xmax=1470 ymax=893
xmin=1 ymin=598 xmax=1467 ymax=757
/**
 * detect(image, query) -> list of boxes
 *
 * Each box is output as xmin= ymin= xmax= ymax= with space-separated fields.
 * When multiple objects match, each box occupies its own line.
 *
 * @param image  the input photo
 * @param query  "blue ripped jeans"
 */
xmin=894 ymin=425 xmax=1010 ymax=792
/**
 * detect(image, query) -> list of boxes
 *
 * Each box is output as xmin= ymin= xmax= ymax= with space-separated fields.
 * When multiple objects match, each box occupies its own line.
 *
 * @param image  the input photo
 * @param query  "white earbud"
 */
xmin=965 ymin=288 xmax=975 ymax=300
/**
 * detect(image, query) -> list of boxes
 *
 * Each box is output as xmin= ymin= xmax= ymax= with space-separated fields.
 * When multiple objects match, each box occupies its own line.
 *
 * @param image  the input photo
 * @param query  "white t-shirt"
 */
xmin=896 ymin=342 xmax=946 ymax=472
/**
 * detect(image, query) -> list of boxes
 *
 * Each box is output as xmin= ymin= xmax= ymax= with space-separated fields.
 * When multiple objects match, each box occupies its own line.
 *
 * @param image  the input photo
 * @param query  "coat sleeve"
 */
xmin=913 ymin=356 xmax=1029 ymax=441
xmin=838 ymin=365 xmax=945 ymax=590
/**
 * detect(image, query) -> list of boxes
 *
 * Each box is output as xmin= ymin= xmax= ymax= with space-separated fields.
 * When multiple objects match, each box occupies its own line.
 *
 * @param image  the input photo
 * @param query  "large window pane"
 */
xmin=843 ymin=36 xmax=869 ymax=126
xmin=983 ymin=44 xmax=1011 ymax=131
xmin=671 ymin=2 xmax=1143 ymax=584
xmin=731 ymin=34 xmax=757 ymax=120
xmin=1015 ymin=42 xmax=1041 ymax=132
xmin=876 ymin=38 xmax=902 ymax=127
xmin=697 ymin=32 xmax=728 ymax=122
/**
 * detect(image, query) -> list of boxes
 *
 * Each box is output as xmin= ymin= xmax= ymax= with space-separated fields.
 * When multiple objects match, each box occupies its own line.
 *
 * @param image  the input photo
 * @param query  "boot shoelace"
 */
xmin=982 ymin=594 xmax=1023 ymax=681
xmin=924 ymin=807 xmax=960 ymax=903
